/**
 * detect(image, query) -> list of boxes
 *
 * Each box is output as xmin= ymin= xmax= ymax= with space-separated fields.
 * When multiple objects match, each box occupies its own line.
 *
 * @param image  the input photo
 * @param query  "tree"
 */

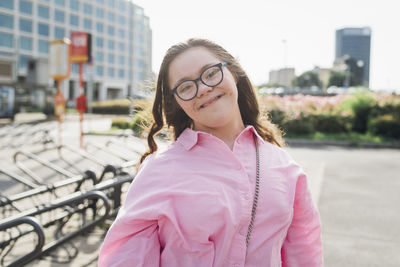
xmin=328 ymin=71 xmax=346 ymax=87
xmin=292 ymin=71 xmax=322 ymax=89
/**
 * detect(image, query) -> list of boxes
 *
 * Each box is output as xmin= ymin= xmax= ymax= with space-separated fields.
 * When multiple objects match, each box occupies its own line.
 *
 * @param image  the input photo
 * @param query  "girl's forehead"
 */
xmin=171 ymin=47 xmax=218 ymax=71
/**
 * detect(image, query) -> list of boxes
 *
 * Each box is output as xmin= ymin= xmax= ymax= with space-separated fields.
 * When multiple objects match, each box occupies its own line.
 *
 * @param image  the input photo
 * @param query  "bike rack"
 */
xmin=0 ymin=216 xmax=45 ymax=267
xmin=0 ymin=168 xmax=39 ymax=189
xmin=85 ymin=141 xmax=131 ymax=162
xmin=0 ymin=190 xmax=110 ymax=266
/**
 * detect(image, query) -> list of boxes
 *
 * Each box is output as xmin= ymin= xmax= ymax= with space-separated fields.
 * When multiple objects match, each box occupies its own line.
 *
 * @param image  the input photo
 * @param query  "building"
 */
xmin=335 ymin=27 xmax=371 ymax=87
xmin=313 ymin=67 xmax=331 ymax=90
xmin=268 ymin=68 xmax=295 ymax=88
xmin=0 ymin=0 xmax=152 ymax=110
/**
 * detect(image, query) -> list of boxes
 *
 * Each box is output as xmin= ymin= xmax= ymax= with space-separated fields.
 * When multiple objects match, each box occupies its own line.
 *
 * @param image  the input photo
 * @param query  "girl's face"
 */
xmin=168 ymin=46 xmax=244 ymax=133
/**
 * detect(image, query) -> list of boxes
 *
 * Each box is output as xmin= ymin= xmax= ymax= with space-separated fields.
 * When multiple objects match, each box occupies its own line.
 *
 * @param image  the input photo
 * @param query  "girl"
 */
xmin=98 ymin=38 xmax=323 ymax=266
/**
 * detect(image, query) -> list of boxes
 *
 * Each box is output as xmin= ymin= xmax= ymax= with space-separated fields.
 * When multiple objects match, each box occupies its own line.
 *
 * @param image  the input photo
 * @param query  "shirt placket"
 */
xmin=227 ymin=137 xmax=255 ymax=266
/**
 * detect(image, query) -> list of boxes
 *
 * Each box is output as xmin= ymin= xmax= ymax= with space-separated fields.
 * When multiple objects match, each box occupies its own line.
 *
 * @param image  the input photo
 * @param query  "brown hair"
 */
xmin=140 ymin=38 xmax=284 ymax=163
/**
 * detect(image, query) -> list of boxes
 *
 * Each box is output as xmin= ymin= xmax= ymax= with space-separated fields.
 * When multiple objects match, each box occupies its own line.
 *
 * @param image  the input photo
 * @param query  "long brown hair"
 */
xmin=140 ymin=38 xmax=284 ymax=163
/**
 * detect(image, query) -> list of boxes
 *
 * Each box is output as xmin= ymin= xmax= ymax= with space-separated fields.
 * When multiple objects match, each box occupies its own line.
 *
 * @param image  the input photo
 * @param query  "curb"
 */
xmin=285 ymin=138 xmax=400 ymax=149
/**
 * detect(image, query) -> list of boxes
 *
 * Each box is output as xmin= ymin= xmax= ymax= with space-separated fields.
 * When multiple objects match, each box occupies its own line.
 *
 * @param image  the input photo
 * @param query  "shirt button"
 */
xmin=239 ymin=226 xmax=247 ymax=236
xmin=233 ymin=264 xmax=240 ymax=267
xmin=243 ymin=193 xmax=250 ymax=200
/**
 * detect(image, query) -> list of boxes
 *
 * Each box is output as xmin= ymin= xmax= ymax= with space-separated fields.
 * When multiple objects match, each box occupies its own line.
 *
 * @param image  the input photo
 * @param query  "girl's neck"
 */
xmin=194 ymin=119 xmax=245 ymax=150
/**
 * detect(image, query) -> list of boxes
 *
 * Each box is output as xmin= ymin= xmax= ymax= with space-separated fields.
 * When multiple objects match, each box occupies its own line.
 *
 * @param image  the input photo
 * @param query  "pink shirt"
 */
xmin=98 ymin=126 xmax=323 ymax=266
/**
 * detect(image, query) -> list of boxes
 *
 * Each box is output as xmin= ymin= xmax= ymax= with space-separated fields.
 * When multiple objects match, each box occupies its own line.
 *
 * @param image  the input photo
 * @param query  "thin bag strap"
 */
xmin=246 ymin=133 xmax=260 ymax=247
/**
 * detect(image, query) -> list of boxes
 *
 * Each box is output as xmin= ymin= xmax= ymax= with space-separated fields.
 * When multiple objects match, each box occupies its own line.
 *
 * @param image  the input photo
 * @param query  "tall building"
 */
xmin=268 ymin=68 xmax=295 ymax=88
xmin=0 ymin=0 xmax=152 ymax=109
xmin=335 ymin=27 xmax=371 ymax=87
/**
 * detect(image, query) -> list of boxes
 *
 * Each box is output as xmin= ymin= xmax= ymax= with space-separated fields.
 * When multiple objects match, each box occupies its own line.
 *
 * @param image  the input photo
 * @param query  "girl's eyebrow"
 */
xmin=172 ymin=63 xmax=215 ymax=88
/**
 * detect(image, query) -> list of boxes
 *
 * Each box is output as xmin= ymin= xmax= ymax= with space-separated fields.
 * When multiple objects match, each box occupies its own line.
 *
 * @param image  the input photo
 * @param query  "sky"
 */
xmin=132 ymin=0 xmax=400 ymax=91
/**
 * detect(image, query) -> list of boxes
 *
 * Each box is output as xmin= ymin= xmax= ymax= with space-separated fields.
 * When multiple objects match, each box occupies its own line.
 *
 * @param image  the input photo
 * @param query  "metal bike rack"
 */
xmin=85 ymin=141 xmax=131 ymax=162
xmin=0 ymin=168 xmax=39 ymax=189
xmin=13 ymin=149 xmax=77 ymax=184
xmin=0 ymin=170 xmax=97 ymax=211
xmin=0 ymin=216 xmax=45 ymax=267
xmin=0 ymin=190 xmax=110 ymax=266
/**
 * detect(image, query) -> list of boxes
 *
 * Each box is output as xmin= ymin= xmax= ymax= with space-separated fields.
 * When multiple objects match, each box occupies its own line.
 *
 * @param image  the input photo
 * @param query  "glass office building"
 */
xmin=335 ymin=27 xmax=371 ymax=87
xmin=0 ymin=0 xmax=152 ymax=105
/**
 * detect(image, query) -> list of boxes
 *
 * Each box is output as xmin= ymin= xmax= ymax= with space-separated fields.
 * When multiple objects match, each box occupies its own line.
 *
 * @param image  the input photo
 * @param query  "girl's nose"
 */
xmin=196 ymin=81 xmax=213 ymax=98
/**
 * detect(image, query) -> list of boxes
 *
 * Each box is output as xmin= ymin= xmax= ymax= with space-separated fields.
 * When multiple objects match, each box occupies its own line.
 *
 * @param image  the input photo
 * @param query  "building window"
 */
xmin=54 ymin=9 xmax=65 ymax=23
xmin=118 ymin=0 xmax=125 ymax=12
xmin=118 ymin=16 xmax=125 ymax=26
xmin=95 ymin=37 xmax=103 ymax=48
xmin=54 ymin=27 xmax=65 ymax=39
xmin=108 ymin=67 xmax=114 ymax=77
xmin=136 ymin=59 xmax=143 ymax=68
xmin=19 ymin=36 xmax=32 ymax=51
xmin=118 ymin=42 xmax=124 ymax=51
xmin=0 ymin=32 xmax=13 ymax=48
xmin=118 ymin=69 xmax=124 ymax=78
xmin=71 ymin=63 xmax=79 ymax=74
xmin=38 ymin=23 xmax=49 ymax=36
xmin=96 ymin=0 xmax=104 ymax=4
xmin=118 ymin=29 xmax=124 ymax=39
xmin=38 ymin=5 xmax=49 ymax=19
xmin=96 ymin=66 xmax=103 ymax=76
xmin=19 ymin=18 xmax=32 ymax=32
xmin=0 ymin=0 xmax=13 ymax=10
xmin=107 ymin=25 xmax=114 ymax=36
xmin=54 ymin=0 xmax=65 ymax=7
xmin=107 ymin=53 xmax=114 ymax=64
xmin=107 ymin=12 xmax=115 ymax=22
xmin=70 ymin=0 xmax=79 ymax=11
xmin=70 ymin=14 xmax=79 ymax=27
xmin=19 ymin=0 xmax=32 ymax=14
xmin=118 ymin=55 xmax=124 ymax=65
xmin=38 ymin=39 xmax=49 ymax=54
xmin=18 ymin=55 xmax=32 ymax=69
xmin=96 ymin=22 xmax=103 ymax=33
xmin=95 ymin=51 xmax=103 ymax=62
xmin=83 ymin=18 xmax=92 ymax=30
xmin=0 ymin=13 xmax=13 ymax=29
xmin=107 ymin=0 xmax=115 ymax=8
xmin=95 ymin=8 xmax=104 ymax=18
xmin=83 ymin=3 xmax=92 ymax=15
xmin=107 ymin=39 xmax=114 ymax=50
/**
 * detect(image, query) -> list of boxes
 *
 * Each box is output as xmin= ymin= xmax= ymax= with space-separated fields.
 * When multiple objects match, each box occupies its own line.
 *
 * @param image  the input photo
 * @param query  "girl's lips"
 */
xmin=199 ymin=94 xmax=224 ymax=109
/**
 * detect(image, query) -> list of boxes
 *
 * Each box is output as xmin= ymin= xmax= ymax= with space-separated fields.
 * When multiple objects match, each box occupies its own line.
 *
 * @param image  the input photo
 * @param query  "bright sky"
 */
xmin=132 ymin=0 xmax=400 ymax=91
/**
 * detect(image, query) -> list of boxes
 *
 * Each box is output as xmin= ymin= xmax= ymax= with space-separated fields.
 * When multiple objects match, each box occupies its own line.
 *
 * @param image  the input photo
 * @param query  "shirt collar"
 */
xmin=177 ymin=125 xmax=265 ymax=151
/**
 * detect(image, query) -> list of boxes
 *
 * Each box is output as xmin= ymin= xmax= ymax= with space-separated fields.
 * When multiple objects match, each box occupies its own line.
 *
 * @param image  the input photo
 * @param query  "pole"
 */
xmin=57 ymin=81 xmax=62 ymax=146
xmin=79 ymin=63 xmax=84 ymax=148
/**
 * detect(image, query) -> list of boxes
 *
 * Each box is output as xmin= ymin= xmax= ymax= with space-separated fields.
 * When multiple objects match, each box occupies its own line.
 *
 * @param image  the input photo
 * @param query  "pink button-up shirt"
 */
xmin=98 ymin=126 xmax=323 ymax=266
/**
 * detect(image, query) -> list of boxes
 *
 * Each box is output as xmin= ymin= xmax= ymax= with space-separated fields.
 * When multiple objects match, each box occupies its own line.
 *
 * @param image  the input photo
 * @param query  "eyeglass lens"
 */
xmin=176 ymin=65 xmax=223 ymax=100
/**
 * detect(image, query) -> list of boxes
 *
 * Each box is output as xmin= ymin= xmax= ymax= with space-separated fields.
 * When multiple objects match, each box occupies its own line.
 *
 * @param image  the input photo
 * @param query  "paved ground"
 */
xmin=1 ymin=115 xmax=400 ymax=266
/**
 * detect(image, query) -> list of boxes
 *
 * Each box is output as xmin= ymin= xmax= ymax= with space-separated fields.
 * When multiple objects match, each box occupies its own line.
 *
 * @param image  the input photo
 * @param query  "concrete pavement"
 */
xmin=1 ymin=117 xmax=400 ymax=266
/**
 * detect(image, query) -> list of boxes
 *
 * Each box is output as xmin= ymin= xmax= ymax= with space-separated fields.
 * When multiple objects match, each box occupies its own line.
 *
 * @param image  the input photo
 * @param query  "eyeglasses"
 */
xmin=171 ymin=62 xmax=230 ymax=101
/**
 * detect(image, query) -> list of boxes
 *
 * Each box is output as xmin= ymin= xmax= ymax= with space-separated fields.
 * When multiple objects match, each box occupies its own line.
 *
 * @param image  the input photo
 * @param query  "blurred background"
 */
xmin=0 ymin=0 xmax=399 ymax=266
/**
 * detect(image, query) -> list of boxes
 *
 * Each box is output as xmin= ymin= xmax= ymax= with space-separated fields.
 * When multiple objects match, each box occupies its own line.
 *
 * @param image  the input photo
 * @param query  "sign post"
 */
xmin=70 ymin=32 xmax=91 ymax=148
xmin=49 ymin=38 xmax=70 ymax=145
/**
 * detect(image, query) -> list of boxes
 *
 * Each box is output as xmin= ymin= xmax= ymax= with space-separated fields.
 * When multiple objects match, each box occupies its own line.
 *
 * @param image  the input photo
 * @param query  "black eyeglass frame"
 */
xmin=171 ymin=62 xmax=230 ymax=101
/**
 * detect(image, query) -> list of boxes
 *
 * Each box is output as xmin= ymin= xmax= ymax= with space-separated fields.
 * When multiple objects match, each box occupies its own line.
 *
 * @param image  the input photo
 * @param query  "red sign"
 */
xmin=70 ymin=32 xmax=91 ymax=63
xmin=76 ymin=94 xmax=87 ymax=113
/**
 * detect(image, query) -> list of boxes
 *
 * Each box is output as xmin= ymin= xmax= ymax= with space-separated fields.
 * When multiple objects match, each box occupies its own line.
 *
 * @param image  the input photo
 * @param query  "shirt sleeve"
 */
xmin=98 ymin=218 xmax=160 ymax=267
xmin=281 ymin=170 xmax=323 ymax=267
xmin=98 ymin=155 xmax=161 ymax=267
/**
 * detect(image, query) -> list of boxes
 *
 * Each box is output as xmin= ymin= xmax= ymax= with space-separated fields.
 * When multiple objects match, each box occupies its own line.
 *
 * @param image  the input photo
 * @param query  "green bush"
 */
xmin=311 ymin=114 xmax=351 ymax=134
xmin=340 ymin=91 xmax=376 ymax=133
xmin=368 ymin=115 xmax=400 ymax=139
xmin=282 ymin=115 xmax=315 ymax=135
xmin=111 ymin=117 xmax=132 ymax=129
xmin=268 ymin=109 xmax=286 ymax=127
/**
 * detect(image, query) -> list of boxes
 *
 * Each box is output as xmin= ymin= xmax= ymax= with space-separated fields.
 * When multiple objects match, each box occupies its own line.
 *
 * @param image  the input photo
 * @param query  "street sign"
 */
xmin=70 ymin=32 xmax=92 ymax=63
xmin=49 ymin=39 xmax=70 ymax=80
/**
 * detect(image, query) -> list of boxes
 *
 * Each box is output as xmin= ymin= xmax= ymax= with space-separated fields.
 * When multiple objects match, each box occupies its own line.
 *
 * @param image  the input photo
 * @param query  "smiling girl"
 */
xmin=98 ymin=38 xmax=323 ymax=266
